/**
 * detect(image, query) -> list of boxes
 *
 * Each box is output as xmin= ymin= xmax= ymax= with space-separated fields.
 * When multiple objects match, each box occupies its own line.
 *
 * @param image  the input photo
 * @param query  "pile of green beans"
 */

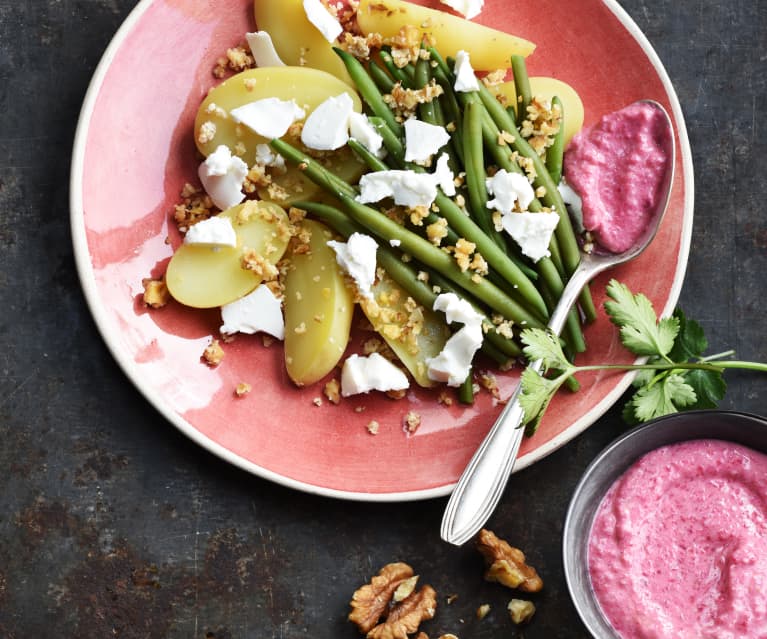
xmin=270 ymin=45 xmax=595 ymax=376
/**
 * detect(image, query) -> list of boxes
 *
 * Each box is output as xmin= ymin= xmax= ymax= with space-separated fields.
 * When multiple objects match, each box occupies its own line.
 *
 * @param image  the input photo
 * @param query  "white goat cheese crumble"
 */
xmin=327 ymin=232 xmax=378 ymax=300
xmin=245 ymin=31 xmax=286 ymax=67
xmin=183 ymin=216 xmax=237 ymax=248
xmin=255 ymin=143 xmax=286 ymax=170
xmin=356 ymin=153 xmax=454 ymax=208
xmin=486 ymin=169 xmax=536 ymax=214
xmin=439 ymin=0 xmax=484 ymax=19
xmin=501 ymin=212 xmax=560 ymax=262
xmin=220 ymin=284 xmax=285 ymax=340
xmin=404 ymin=119 xmax=451 ymax=163
xmin=341 ymin=353 xmax=409 ymax=396
xmin=230 ymin=98 xmax=305 ymax=139
xmin=303 ymin=0 xmax=343 ymax=43
xmin=454 ymin=50 xmax=480 ymax=92
xmin=426 ymin=293 xmax=484 ymax=386
xmin=349 ymin=112 xmax=385 ymax=157
xmin=197 ymin=145 xmax=248 ymax=210
xmin=301 ymin=93 xmax=354 ymax=151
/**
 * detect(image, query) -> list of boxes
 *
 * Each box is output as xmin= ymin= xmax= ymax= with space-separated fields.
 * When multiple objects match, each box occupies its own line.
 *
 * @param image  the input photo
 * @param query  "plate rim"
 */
xmin=69 ymin=0 xmax=695 ymax=502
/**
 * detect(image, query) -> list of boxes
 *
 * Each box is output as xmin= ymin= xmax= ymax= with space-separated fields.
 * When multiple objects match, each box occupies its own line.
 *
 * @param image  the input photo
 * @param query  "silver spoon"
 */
xmin=441 ymin=100 xmax=676 ymax=546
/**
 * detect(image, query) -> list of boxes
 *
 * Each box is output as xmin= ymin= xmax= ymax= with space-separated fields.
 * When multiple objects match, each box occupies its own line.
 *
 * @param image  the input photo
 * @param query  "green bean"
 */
xmin=458 ymin=369 xmax=475 ymax=404
xmin=540 ymin=226 xmax=564 ymax=279
xmin=368 ymin=116 xmax=406 ymax=167
xmin=462 ymin=100 xmax=495 ymax=239
xmin=414 ymin=52 xmax=436 ymax=121
xmin=477 ymin=82 xmax=597 ymax=322
xmin=510 ymin=54 xmax=532 ymax=125
xmin=426 ymin=46 xmax=451 ymax=78
xmin=270 ymin=138 xmax=355 ymax=198
xmin=368 ymin=59 xmax=395 ymax=94
xmin=536 ymin=257 xmax=586 ymax=353
xmin=546 ymin=96 xmax=565 ymax=184
xmin=379 ymin=48 xmax=414 ymax=88
xmin=347 ymin=139 xmax=388 ymax=173
xmin=422 ymin=61 xmax=466 ymax=169
xmin=506 ymin=105 xmax=518 ymax=128
xmin=334 ymin=47 xmax=403 ymax=138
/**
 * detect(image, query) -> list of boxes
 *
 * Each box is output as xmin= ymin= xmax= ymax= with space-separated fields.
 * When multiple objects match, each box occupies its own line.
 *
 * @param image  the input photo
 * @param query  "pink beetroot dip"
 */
xmin=563 ymin=102 xmax=671 ymax=254
xmin=588 ymin=439 xmax=767 ymax=639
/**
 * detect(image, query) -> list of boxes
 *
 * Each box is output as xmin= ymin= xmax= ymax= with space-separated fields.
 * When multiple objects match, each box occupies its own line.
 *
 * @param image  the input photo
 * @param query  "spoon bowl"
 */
xmin=440 ymin=100 xmax=676 ymax=546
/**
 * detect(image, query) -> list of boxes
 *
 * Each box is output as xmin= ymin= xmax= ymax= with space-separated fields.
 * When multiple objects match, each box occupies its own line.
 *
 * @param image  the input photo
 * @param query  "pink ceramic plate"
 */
xmin=71 ymin=0 xmax=693 ymax=500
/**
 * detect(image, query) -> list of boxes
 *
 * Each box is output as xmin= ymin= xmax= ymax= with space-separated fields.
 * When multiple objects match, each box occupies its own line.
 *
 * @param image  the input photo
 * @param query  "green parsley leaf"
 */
xmin=630 ymin=373 xmax=697 ymax=422
xmin=520 ymin=328 xmax=571 ymax=373
xmin=605 ymin=279 xmax=679 ymax=357
xmin=683 ymin=368 xmax=727 ymax=409
xmin=668 ymin=308 xmax=708 ymax=362
xmin=518 ymin=368 xmax=561 ymax=435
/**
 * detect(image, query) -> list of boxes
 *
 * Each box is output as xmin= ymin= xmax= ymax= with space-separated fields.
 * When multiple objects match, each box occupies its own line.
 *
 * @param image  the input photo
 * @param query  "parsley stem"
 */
xmin=572 ymin=361 xmax=767 ymax=374
xmin=699 ymin=349 xmax=736 ymax=362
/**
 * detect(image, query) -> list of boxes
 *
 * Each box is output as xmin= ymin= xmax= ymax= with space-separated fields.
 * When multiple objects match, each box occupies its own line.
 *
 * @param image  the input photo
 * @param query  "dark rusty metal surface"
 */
xmin=1 ymin=1 xmax=765 ymax=637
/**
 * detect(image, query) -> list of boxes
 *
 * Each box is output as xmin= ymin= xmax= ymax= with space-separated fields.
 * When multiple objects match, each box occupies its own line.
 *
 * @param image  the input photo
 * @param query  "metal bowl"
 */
xmin=562 ymin=409 xmax=767 ymax=638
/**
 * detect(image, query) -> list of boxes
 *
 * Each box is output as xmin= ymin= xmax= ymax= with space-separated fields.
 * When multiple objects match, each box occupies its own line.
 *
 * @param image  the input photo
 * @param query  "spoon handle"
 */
xmin=440 ymin=362 xmax=539 ymax=546
xmin=440 ymin=263 xmax=598 ymax=546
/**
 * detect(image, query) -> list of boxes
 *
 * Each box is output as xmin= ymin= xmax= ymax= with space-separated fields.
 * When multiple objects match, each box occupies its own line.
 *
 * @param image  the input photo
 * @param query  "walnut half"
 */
xmin=349 ymin=562 xmax=437 ymax=639
xmin=476 ymin=529 xmax=543 ymax=592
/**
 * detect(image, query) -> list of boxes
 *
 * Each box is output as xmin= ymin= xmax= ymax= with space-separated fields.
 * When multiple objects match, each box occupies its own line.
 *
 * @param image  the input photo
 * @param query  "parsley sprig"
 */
xmin=519 ymin=279 xmax=767 ymax=433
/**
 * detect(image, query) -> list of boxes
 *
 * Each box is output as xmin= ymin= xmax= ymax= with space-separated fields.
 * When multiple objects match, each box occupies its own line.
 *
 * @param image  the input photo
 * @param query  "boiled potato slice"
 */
xmin=493 ymin=76 xmax=584 ymax=146
xmin=254 ymin=0 xmax=353 ymax=85
xmin=360 ymin=271 xmax=450 ymax=387
xmin=194 ymin=67 xmax=365 ymax=204
xmin=283 ymin=220 xmax=354 ymax=385
xmin=356 ymin=0 xmax=535 ymax=70
xmin=166 ymin=201 xmax=290 ymax=309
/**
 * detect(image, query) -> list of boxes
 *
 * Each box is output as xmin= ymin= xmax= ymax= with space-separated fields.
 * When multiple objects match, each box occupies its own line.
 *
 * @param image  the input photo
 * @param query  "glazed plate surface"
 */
xmin=71 ymin=0 xmax=694 ymax=499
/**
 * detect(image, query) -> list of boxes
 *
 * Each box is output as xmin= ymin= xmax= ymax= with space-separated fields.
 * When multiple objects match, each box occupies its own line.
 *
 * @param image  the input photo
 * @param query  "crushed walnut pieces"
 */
xmin=508 ymin=598 xmax=536 ymax=625
xmin=172 ymin=182 xmax=217 ymax=232
xmin=366 ymin=420 xmax=380 ymax=435
xmin=384 ymin=80 xmax=444 ymax=120
xmin=476 ymin=529 xmax=543 ymax=592
xmin=404 ymin=410 xmax=421 ymax=433
xmin=141 ymin=278 xmax=170 ymax=308
xmin=324 ymin=378 xmax=341 ymax=404
xmin=425 ymin=217 xmax=448 ymax=246
xmin=213 ymin=43 xmax=255 ymax=78
xmin=341 ymin=31 xmax=384 ymax=60
xmin=519 ymin=96 xmax=562 ymax=157
xmin=202 ymin=339 xmax=225 ymax=367
xmin=241 ymin=248 xmax=279 ymax=280
xmin=478 ymin=371 xmax=500 ymax=399
xmin=348 ymin=562 xmax=437 ymax=639
xmin=234 ymin=382 xmax=251 ymax=397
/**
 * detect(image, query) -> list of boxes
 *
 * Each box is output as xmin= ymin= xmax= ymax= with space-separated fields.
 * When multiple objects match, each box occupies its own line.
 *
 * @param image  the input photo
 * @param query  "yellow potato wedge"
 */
xmin=254 ymin=0 xmax=353 ymax=85
xmin=194 ymin=67 xmax=365 ymax=204
xmin=356 ymin=0 xmax=535 ymax=70
xmin=283 ymin=220 xmax=354 ymax=385
xmin=493 ymin=76 xmax=584 ymax=146
xmin=166 ymin=201 xmax=290 ymax=309
xmin=360 ymin=271 xmax=450 ymax=387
